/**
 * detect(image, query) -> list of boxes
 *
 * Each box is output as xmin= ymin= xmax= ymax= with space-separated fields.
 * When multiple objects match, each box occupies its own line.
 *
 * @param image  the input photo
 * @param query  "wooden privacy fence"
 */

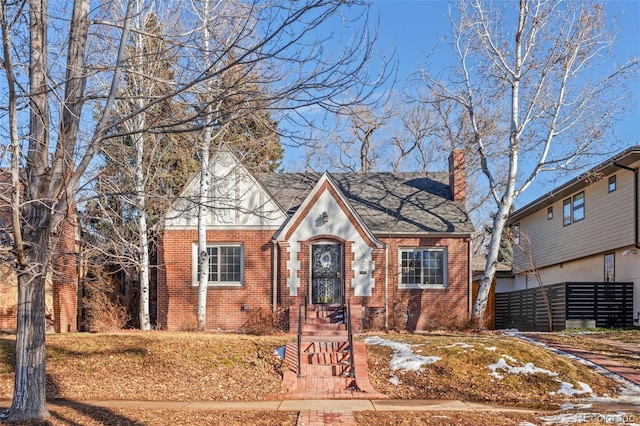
xmin=495 ymin=282 xmax=634 ymax=331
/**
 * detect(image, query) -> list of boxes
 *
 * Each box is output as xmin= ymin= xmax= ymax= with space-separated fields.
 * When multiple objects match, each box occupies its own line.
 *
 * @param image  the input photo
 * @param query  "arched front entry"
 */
xmin=310 ymin=242 xmax=343 ymax=304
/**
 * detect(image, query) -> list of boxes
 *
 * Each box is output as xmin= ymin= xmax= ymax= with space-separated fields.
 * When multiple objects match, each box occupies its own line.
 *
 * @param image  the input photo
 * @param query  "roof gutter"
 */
xmin=613 ymin=162 xmax=640 ymax=249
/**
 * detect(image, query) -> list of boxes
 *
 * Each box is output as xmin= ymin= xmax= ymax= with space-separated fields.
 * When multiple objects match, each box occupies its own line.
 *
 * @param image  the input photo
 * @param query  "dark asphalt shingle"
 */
xmin=258 ymin=172 xmax=474 ymax=234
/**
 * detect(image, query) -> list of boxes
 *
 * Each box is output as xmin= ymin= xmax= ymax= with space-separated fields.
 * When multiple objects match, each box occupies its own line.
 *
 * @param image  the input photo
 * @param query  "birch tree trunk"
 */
xmin=133 ymin=125 xmax=151 ymax=331
xmin=197 ymin=0 xmax=213 ymax=330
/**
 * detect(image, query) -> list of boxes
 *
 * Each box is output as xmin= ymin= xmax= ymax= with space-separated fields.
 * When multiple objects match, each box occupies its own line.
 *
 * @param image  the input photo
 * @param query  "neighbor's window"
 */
xmin=512 ymin=223 xmax=520 ymax=245
xmin=608 ymin=175 xmax=616 ymax=193
xmin=604 ymin=253 xmax=615 ymax=282
xmin=547 ymin=206 xmax=553 ymax=220
xmin=563 ymin=192 xmax=585 ymax=225
xmin=572 ymin=192 xmax=585 ymax=222
xmin=563 ymin=198 xmax=572 ymax=226
xmin=400 ymin=248 xmax=447 ymax=289
xmin=193 ymin=243 xmax=243 ymax=286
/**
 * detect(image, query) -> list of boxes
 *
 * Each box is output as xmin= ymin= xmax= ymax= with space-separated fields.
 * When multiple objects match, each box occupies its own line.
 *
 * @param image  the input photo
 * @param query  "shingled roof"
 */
xmin=257 ymin=172 xmax=474 ymax=234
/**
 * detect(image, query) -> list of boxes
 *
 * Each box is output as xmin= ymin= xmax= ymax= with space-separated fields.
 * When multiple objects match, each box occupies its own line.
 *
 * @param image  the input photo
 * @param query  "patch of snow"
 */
xmin=274 ymin=346 xmax=286 ymax=359
xmin=484 ymin=346 xmax=497 ymax=351
xmin=440 ymin=342 xmax=474 ymax=349
xmin=502 ymin=354 xmax=519 ymax=363
xmin=511 ymin=332 xmax=640 ymax=404
xmin=364 ymin=336 xmax=441 ymax=371
xmin=488 ymin=356 xmax=558 ymax=380
xmin=518 ymin=422 xmax=538 ymax=426
xmin=559 ymin=403 xmax=593 ymax=411
xmin=540 ymin=412 xmax=640 ymax=425
xmin=554 ymin=381 xmax=593 ymax=396
xmin=389 ymin=376 xmax=401 ymax=386
xmin=538 ymin=413 xmax=581 ymax=424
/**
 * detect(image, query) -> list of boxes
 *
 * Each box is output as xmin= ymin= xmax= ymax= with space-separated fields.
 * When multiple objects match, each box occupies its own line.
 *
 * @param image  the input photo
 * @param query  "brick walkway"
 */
xmin=274 ymin=305 xmax=387 ymax=424
xmin=526 ymin=334 xmax=640 ymax=386
xmin=296 ymin=410 xmax=357 ymax=426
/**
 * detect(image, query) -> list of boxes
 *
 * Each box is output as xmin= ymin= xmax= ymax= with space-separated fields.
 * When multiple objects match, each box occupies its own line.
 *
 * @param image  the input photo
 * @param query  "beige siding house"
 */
xmin=505 ymin=146 xmax=640 ymax=327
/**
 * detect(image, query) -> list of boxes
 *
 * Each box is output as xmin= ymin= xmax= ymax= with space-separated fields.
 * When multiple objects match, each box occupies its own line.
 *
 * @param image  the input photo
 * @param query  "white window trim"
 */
xmin=398 ymin=247 xmax=448 ymax=290
xmin=192 ymin=242 xmax=244 ymax=287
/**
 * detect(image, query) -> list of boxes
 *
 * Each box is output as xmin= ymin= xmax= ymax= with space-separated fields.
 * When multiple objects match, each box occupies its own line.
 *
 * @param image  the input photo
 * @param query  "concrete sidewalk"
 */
xmin=29 ymin=398 xmax=544 ymax=413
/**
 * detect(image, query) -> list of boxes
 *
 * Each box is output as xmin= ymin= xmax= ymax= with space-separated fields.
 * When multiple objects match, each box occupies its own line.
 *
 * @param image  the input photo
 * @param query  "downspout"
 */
xmin=384 ymin=243 xmax=389 ymax=330
xmin=272 ymin=239 xmax=278 ymax=312
xmin=613 ymin=163 xmax=640 ymax=249
xmin=468 ymin=237 xmax=473 ymax=318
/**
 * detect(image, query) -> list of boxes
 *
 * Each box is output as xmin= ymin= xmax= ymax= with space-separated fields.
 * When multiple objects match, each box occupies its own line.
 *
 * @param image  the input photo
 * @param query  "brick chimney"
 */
xmin=448 ymin=149 xmax=466 ymax=203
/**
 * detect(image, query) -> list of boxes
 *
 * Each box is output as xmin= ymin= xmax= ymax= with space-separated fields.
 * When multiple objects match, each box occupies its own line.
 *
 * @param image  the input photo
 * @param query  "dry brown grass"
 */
xmin=353 ymin=410 xmax=543 ymax=425
xmin=0 ymin=332 xmax=292 ymax=401
xmin=0 ymin=330 xmax=635 ymax=425
xmin=363 ymin=332 xmax=623 ymax=408
xmin=0 ymin=406 xmax=299 ymax=426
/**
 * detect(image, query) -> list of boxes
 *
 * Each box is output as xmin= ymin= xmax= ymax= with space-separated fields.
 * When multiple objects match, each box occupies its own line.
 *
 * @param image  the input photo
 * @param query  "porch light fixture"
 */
xmin=240 ymin=303 xmax=249 ymax=311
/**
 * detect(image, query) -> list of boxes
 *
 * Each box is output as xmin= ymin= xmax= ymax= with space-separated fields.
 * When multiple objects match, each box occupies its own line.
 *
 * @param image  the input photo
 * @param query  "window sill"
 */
xmin=399 ymin=284 xmax=446 ymax=290
xmin=192 ymin=283 xmax=244 ymax=288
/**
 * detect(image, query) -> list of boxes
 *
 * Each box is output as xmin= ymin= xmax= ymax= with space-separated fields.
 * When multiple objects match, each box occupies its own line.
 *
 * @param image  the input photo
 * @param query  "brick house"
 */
xmin=0 ymin=170 xmax=79 ymax=332
xmin=157 ymin=147 xmax=474 ymax=331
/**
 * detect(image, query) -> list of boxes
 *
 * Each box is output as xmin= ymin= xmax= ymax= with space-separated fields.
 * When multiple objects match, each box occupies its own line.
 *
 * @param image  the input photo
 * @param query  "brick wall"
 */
xmin=280 ymin=235 xmax=470 ymax=332
xmin=0 ymin=213 xmax=79 ymax=333
xmin=382 ymin=236 xmax=470 ymax=330
xmin=52 ymin=213 xmax=79 ymax=333
xmin=157 ymin=229 xmax=277 ymax=331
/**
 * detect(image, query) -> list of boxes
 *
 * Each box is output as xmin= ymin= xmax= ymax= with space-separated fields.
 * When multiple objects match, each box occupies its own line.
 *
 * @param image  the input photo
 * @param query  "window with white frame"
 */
xmin=399 ymin=247 xmax=447 ymax=289
xmin=193 ymin=243 xmax=243 ymax=286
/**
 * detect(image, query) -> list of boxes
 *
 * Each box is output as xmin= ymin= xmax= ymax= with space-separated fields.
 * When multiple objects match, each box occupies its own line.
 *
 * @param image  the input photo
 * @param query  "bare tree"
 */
xmin=390 ymin=100 xmax=441 ymax=172
xmin=419 ymin=0 xmax=639 ymax=323
xmin=0 ymin=0 xmax=134 ymax=419
xmin=0 ymin=0 xmax=386 ymax=420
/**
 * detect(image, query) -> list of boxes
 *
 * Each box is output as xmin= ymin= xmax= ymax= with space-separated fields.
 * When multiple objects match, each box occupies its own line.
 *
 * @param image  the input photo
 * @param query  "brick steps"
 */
xmin=272 ymin=305 xmax=387 ymax=400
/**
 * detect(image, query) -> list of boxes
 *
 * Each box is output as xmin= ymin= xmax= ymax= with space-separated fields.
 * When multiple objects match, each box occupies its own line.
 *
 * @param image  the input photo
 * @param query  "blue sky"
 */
xmin=281 ymin=0 xmax=639 ymax=207
xmin=368 ymin=0 xmax=640 ymax=145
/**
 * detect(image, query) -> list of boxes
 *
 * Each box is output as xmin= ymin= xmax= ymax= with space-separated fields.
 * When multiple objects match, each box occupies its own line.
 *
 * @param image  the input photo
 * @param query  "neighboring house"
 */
xmin=0 ymin=171 xmax=79 ymax=333
xmin=502 ymin=145 xmax=640 ymax=330
xmin=157 ymin=147 xmax=475 ymax=332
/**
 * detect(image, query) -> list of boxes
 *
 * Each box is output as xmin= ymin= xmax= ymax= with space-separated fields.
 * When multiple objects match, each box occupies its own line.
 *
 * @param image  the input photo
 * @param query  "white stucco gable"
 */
xmin=164 ymin=147 xmax=287 ymax=229
xmin=276 ymin=173 xmax=384 ymax=297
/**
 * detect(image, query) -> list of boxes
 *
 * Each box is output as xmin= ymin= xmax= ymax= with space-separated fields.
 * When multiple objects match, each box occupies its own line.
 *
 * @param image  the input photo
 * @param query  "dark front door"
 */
xmin=311 ymin=244 xmax=343 ymax=304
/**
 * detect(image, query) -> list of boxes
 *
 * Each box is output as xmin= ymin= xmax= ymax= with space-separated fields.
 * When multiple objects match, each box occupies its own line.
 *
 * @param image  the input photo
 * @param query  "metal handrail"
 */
xmin=297 ymin=303 xmax=303 ymax=378
xmin=346 ymin=300 xmax=355 ymax=378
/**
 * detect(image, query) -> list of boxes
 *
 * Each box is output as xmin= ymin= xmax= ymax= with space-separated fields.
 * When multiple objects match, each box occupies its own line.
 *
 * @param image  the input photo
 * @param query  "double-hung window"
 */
xmin=193 ymin=243 xmax=243 ymax=286
xmin=399 ymin=247 xmax=447 ymax=289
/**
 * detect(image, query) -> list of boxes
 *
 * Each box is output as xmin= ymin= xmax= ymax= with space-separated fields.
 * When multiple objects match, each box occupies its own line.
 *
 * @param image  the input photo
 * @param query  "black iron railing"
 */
xmin=297 ymin=303 xmax=303 ymax=378
xmin=346 ymin=300 xmax=355 ymax=378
